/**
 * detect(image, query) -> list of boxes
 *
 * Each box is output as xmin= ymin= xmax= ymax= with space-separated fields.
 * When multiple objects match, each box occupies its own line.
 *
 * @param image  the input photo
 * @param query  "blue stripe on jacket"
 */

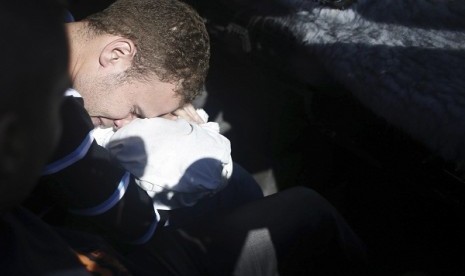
xmin=42 ymin=130 xmax=94 ymax=175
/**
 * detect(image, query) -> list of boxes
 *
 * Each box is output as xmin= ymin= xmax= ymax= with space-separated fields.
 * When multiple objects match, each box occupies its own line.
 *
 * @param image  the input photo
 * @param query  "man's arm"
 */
xmin=39 ymin=96 xmax=159 ymax=245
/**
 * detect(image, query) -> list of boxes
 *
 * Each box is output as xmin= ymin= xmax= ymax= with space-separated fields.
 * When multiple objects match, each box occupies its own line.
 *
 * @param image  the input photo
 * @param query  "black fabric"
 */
xmin=124 ymin=187 xmax=368 ymax=276
xmin=165 ymin=162 xmax=264 ymax=228
xmin=31 ymin=96 xmax=157 ymax=245
xmin=0 ymin=207 xmax=89 ymax=276
xmin=48 ymin=96 xmax=93 ymax=161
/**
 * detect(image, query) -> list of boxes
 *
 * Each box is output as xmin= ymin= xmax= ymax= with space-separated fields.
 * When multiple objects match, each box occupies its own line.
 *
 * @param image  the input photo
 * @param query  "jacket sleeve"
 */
xmin=39 ymin=96 xmax=159 ymax=245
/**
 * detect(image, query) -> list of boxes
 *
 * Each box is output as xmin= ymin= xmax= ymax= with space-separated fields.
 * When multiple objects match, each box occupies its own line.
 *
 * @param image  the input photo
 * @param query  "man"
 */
xmin=29 ymin=0 xmax=262 ymax=247
xmin=0 ymin=1 xmax=89 ymax=274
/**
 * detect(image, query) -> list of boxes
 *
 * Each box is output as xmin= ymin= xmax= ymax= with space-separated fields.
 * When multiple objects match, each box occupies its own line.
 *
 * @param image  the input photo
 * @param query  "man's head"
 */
xmin=0 ymin=1 xmax=69 ymax=211
xmin=68 ymin=0 xmax=210 ymax=128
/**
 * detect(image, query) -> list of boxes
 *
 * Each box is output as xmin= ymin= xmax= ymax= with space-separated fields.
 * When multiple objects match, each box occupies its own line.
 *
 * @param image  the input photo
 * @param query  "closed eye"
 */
xmin=132 ymin=112 xmax=144 ymax=119
xmin=130 ymin=107 xmax=145 ymax=119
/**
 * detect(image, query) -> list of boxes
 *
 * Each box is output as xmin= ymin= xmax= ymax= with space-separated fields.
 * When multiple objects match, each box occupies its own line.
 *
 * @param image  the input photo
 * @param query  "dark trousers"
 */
xmin=124 ymin=186 xmax=368 ymax=276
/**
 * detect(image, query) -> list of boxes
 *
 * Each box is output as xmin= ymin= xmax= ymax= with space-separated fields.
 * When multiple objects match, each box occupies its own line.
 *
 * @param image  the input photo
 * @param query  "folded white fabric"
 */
xmin=92 ymin=109 xmax=233 ymax=210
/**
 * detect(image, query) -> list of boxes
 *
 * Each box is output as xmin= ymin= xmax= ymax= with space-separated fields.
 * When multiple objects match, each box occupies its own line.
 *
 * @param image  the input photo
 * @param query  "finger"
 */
xmin=174 ymin=104 xmax=205 ymax=124
xmin=160 ymin=113 xmax=178 ymax=120
xmin=185 ymin=104 xmax=204 ymax=123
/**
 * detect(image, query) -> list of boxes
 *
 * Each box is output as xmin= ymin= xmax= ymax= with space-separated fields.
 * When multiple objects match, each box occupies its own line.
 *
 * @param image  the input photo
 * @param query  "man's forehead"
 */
xmin=133 ymin=78 xmax=181 ymax=116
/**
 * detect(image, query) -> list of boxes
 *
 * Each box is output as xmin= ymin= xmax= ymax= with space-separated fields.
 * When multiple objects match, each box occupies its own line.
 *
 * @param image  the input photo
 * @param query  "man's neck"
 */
xmin=65 ymin=22 xmax=90 ymax=85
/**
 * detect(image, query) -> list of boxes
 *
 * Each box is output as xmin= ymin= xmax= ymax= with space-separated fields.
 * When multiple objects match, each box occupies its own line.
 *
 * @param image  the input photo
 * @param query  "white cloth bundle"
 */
xmin=92 ymin=109 xmax=233 ymax=210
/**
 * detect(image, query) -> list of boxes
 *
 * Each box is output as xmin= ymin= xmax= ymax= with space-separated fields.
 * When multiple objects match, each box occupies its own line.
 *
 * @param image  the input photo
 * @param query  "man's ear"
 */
xmin=0 ymin=113 xmax=26 ymax=176
xmin=99 ymin=38 xmax=137 ymax=71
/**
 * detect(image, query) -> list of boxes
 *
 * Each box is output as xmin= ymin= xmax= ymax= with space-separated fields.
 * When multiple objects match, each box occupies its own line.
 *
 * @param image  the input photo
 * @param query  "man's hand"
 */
xmin=171 ymin=104 xmax=205 ymax=124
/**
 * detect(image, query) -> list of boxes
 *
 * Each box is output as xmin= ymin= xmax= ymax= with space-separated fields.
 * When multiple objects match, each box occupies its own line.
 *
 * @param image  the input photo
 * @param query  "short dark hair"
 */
xmin=85 ymin=0 xmax=210 ymax=103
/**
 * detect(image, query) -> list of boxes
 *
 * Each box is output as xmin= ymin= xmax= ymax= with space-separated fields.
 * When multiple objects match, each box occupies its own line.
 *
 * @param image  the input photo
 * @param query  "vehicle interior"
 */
xmin=69 ymin=0 xmax=465 ymax=275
